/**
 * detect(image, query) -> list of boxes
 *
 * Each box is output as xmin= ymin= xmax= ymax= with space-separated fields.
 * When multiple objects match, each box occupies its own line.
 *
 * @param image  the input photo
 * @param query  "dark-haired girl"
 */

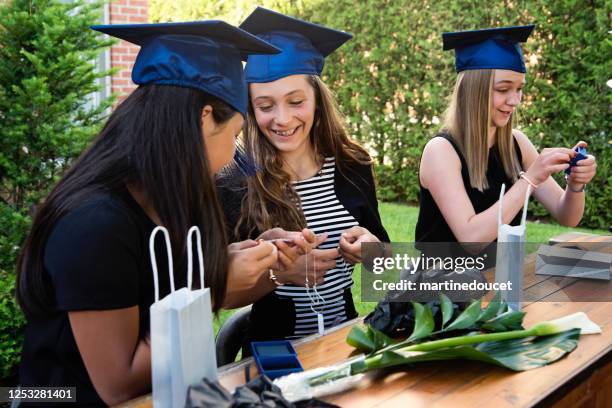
xmin=14 ymin=22 xmax=306 ymax=406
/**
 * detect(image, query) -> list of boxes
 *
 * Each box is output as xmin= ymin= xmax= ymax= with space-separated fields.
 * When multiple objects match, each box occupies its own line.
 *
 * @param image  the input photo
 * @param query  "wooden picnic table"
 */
xmin=119 ymin=233 xmax=612 ymax=407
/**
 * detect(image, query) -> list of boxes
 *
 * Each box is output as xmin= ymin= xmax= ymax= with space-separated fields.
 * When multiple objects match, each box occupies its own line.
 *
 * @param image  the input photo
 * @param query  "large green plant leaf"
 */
xmin=407 ymin=302 xmax=434 ymax=341
xmin=348 ymin=293 xmax=527 ymax=353
xmin=440 ymin=293 xmax=454 ymax=328
xmin=351 ymin=329 xmax=580 ymax=374
xmin=481 ymin=309 xmax=526 ymax=332
xmin=477 ymin=292 xmax=503 ymax=322
xmin=346 ymin=325 xmax=394 ymax=353
xmin=442 ymin=299 xmax=482 ymax=331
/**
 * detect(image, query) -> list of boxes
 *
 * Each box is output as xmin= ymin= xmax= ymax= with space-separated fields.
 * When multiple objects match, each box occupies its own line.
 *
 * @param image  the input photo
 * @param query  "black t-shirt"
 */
xmin=19 ymin=189 xmax=172 ymax=407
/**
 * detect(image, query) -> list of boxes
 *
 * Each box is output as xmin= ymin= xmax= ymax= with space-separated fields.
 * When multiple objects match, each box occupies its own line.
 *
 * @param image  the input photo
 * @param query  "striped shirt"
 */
xmin=274 ymin=157 xmax=359 ymax=338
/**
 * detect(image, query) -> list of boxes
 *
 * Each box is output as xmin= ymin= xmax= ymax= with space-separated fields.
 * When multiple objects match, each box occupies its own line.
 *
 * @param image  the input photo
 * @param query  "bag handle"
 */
xmin=149 ymin=226 xmax=175 ymax=302
xmin=186 ymin=226 xmax=205 ymax=290
xmin=520 ymin=185 xmax=531 ymax=227
xmin=497 ymin=183 xmax=506 ymax=228
xmin=498 ymin=183 xmax=531 ymax=228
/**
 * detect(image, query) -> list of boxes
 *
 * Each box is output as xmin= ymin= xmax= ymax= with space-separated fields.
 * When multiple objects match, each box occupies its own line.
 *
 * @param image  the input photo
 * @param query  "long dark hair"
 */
xmin=17 ymin=85 xmax=233 ymax=316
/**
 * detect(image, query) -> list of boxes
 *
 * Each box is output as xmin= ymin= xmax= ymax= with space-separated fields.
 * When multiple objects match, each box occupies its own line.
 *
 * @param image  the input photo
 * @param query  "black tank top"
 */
xmin=416 ymin=132 xmax=523 ymax=243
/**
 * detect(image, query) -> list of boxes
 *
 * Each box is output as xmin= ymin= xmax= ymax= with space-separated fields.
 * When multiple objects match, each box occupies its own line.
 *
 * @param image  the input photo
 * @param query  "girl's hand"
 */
xmin=338 ymin=226 xmax=380 ymax=265
xmin=524 ymin=147 xmax=575 ymax=185
xmin=566 ymin=141 xmax=596 ymax=189
xmin=258 ymin=227 xmax=317 ymax=256
xmin=227 ymin=240 xmax=277 ymax=293
xmin=274 ymin=233 xmax=333 ymax=286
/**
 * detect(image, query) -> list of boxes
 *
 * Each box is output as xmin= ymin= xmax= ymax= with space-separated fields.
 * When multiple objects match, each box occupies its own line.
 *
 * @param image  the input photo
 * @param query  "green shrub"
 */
xmin=0 ymin=0 xmax=114 ymax=380
xmin=302 ymin=0 xmax=611 ymax=227
xmin=152 ymin=0 xmax=610 ymax=227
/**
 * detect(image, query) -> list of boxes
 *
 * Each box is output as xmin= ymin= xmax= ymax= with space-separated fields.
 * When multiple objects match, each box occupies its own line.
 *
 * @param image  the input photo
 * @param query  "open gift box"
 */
xmin=250 ymin=340 xmax=304 ymax=380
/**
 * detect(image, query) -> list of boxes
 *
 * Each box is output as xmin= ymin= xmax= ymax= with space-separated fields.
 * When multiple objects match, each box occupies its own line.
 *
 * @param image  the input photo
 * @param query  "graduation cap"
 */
xmin=240 ymin=7 xmax=352 ymax=83
xmin=91 ymin=20 xmax=281 ymax=115
xmin=442 ymin=25 xmax=535 ymax=73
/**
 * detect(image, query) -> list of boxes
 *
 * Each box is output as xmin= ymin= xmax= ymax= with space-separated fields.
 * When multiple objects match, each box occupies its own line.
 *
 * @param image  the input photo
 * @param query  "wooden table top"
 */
xmin=119 ymin=233 xmax=612 ymax=407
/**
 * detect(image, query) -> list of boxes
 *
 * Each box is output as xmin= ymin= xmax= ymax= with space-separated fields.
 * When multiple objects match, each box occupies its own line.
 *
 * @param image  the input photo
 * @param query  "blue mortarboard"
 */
xmin=443 ymin=25 xmax=535 ymax=73
xmin=240 ymin=7 xmax=352 ymax=83
xmin=91 ymin=21 xmax=280 ymax=115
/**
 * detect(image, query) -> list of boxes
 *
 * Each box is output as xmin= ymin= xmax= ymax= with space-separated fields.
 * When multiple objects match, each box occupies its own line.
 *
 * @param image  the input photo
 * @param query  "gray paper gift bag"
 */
xmin=495 ymin=184 xmax=531 ymax=311
xmin=150 ymin=226 xmax=217 ymax=407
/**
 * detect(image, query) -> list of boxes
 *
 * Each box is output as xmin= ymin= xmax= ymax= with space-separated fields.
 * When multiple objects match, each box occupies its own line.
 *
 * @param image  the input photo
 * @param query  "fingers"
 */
xmin=339 ymin=234 xmax=358 ymax=253
xmin=276 ymin=249 xmax=295 ymax=270
xmin=258 ymin=227 xmax=306 ymax=241
xmin=227 ymin=241 xmax=277 ymax=289
xmin=550 ymin=151 xmax=573 ymax=163
xmin=575 ymin=155 xmax=596 ymax=168
xmin=568 ymin=155 xmax=596 ymax=183
xmin=254 ymin=246 xmax=278 ymax=270
xmin=568 ymin=161 xmax=596 ymax=184
xmin=341 ymin=226 xmax=366 ymax=242
xmin=287 ymin=232 xmax=312 ymax=255
xmin=340 ymin=249 xmax=360 ymax=265
xmin=279 ymin=229 xmax=320 ymax=256
xmin=339 ymin=239 xmax=360 ymax=265
xmin=301 ymin=228 xmax=317 ymax=245
xmin=573 ymin=141 xmax=588 ymax=149
xmin=256 ymin=227 xmax=286 ymax=241
xmin=549 ymin=163 xmax=571 ymax=174
xmin=275 ymin=240 xmax=300 ymax=264
xmin=314 ymin=232 xmax=329 ymax=247
xmin=340 ymin=231 xmax=361 ymax=250
xmin=306 ymin=248 xmax=338 ymax=273
xmin=239 ymin=240 xmax=277 ymax=261
xmin=542 ymin=147 xmax=575 ymax=158
xmin=356 ymin=232 xmax=380 ymax=244
xmin=229 ymin=239 xmax=258 ymax=251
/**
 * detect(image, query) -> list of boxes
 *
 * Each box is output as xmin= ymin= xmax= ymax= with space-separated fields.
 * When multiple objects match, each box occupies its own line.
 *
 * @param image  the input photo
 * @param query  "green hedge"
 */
xmin=301 ymin=0 xmax=611 ymax=228
xmin=1 ymin=0 xmax=608 ymax=384
xmin=154 ymin=0 xmax=611 ymax=229
xmin=0 ymin=0 xmax=113 ymax=381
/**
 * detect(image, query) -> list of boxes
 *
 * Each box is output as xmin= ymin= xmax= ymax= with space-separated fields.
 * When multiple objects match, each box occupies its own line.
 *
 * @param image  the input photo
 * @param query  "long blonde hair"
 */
xmin=443 ymin=69 xmax=521 ymax=191
xmin=236 ymin=75 xmax=371 ymax=238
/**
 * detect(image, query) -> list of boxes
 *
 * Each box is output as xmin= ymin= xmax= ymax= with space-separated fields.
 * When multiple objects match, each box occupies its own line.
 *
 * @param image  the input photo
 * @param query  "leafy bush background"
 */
xmin=0 ymin=0 xmax=609 ymax=383
xmin=153 ymin=0 xmax=611 ymax=228
xmin=0 ymin=0 xmax=113 ymax=381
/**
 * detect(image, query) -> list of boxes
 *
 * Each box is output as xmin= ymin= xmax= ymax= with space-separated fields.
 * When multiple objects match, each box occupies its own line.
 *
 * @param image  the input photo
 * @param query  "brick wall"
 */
xmin=109 ymin=0 xmax=148 ymax=102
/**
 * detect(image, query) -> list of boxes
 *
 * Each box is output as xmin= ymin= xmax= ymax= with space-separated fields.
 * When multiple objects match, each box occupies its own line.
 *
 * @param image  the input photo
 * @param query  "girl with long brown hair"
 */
xmin=220 ymin=8 xmax=389 ymax=343
xmin=416 ymin=25 xmax=597 ymax=244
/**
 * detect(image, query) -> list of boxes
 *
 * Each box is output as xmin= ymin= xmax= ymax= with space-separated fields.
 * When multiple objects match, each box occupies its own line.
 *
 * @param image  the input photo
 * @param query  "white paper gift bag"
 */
xmin=149 ymin=226 xmax=217 ymax=408
xmin=495 ymin=183 xmax=531 ymax=311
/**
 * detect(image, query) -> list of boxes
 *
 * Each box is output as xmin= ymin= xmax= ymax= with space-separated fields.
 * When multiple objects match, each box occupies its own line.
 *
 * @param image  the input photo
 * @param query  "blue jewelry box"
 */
xmin=565 ymin=146 xmax=587 ymax=175
xmin=250 ymin=340 xmax=304 ymax=379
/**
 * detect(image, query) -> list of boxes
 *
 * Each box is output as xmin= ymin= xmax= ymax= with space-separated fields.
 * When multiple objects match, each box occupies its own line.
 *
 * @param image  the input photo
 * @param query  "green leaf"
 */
xmin=346 ymin=325 xmax=375 ymax=352
xmin=481 ymin=310 xmax=526 ymax=332
xmin=477 ymin=292 xmax=502 ymax=322
xmin=443 ymin=299 xmax=482 ymax=332
xmin=439 ymin=293 xmax=454 ymax=328
xmin=408 ymin=302 xmax=434 ymax=341
xmin=352 ymin=329 xmax=580 ymax=374
xmin=346 ymin=325 xmax=394 ymax=353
